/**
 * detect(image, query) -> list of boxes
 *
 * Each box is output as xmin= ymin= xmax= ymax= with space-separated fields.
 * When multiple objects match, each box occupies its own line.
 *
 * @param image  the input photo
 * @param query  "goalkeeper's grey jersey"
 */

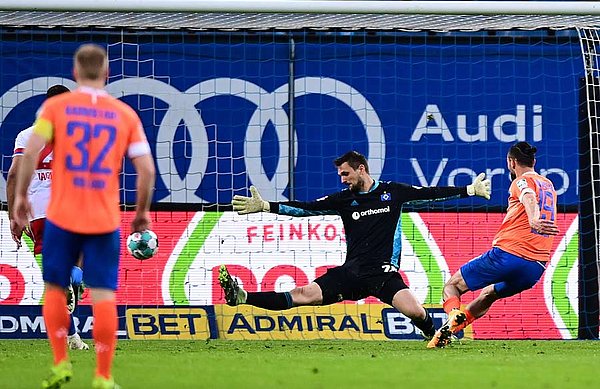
xmin=270 ymin=181 xmax=468 ymax=274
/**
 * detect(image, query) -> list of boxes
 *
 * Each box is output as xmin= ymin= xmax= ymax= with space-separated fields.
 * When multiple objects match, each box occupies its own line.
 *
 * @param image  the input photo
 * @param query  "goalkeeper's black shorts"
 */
xmin=314 ymin=265 xmax=408 ymax=306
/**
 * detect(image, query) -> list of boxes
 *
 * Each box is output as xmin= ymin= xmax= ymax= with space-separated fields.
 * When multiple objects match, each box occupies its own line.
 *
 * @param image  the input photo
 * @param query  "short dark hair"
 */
xmin=46 ymin=85 xmax=70 ymax=98
xmin=508 ymin=141 xmax=537 ymax=167
xmin=334 ymin=151 xmax=369 ymax=173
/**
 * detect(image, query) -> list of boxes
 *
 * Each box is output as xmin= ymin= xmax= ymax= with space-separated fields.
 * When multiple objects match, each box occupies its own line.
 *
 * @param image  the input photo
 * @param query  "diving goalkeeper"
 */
xmin=219 ymin=150 xmax=491 ymax=340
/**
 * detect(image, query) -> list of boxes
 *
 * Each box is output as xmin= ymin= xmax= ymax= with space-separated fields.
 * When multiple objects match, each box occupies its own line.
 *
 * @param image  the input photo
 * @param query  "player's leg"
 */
xmin=67 ymin=265 xmax=89 ymax=350
xmin=224 ymin=282 xmax=322 ymax=310
xmin=219 ymin=264 xmax=299 ymax=309
xmin=439 ymin=270 xmax=472 ymax=334
xmin=218 ymin=263 xmax=324 ymax=309
xmin=446 ymin=248 xmax=510 ymax=326
xmin=466 ymin=255 xmax=545 ymax=318
xmin=442 ymin=269 xmax=469 ymax=312
xmin=377 ymin=274 xmax=435 ymax=339
xmin=40 ymin=220 xmax=81 ymax=388
xmin=36 ymin=218 xmax=88 ymax=353
xmin=463 ymin=284 xmax=498 ymax=319
xmin=82 ymin=229 xmax=121 ymax=387
xmin=427 ymin=248 xmax=503 ymax=348
xmin=218 ymin=264 xmax=347 ymax=309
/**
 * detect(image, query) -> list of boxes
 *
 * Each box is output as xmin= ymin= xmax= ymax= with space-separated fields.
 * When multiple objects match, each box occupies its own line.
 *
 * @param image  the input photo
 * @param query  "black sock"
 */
xmin=245 ymin=291 xmax=293 ymax=310
xmin=72 ymin=284 xmax=80 ymax=306
xmin=412 ymin=309 xmax=435 ymax=337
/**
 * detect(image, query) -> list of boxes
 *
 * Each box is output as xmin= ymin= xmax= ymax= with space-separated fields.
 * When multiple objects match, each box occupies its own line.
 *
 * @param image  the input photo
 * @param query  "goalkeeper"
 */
xmin=219 ymin=150 xmax=491 ymax=340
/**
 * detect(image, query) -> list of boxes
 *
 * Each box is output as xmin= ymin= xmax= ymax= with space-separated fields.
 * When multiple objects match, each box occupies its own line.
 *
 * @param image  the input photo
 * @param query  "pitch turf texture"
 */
xmin=0 ymin=340 xmax=597 ymax=388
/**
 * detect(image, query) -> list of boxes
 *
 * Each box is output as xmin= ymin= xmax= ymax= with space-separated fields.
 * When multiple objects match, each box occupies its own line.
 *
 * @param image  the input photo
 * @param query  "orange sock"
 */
xmin=43 ymin=289 xmax=70 ymax=365
xmin=443 ymin=296 xmax=461 ymax=314
xmin=93 ymin=300 xmax=118 ymax=379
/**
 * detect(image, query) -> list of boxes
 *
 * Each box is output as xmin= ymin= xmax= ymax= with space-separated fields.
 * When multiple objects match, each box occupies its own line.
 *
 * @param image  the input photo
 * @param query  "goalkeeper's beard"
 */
xmin=349 ymin=177 xmax=366 ymax=193
xmin=509 ymin=171 xmax=517 ymax=181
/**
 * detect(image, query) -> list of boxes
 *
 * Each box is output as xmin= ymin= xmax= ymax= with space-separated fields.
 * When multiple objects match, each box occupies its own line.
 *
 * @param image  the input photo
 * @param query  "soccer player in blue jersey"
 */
xmin=13 ymin=44 xmax=155 ymax=389
xmin=219 ymin=150 xmax=491 ymax=339
xmin=427 ymin=142 xmax=559 ymax=348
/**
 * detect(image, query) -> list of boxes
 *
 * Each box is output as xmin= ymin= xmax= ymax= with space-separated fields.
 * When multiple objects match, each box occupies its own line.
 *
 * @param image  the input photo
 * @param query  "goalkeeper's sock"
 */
xmin=92 ymin=299 xmax=117 ymax=380
xmin=246 ymin=291 xmax=293 ymax=310
xmin=43 ymin=288 xmax=70 ymax=365
xmin=412 ymin=309 xmax=435 ymax=338
xmin=443 ymin=296 xmax=461 ymax=314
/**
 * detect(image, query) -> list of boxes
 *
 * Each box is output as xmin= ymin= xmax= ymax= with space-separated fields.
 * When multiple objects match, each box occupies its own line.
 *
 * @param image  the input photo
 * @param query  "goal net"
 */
xmin=0 ymin=1 xmax=596 ymax=341
xmin=576 ymin=27 xmax=600 ymax=339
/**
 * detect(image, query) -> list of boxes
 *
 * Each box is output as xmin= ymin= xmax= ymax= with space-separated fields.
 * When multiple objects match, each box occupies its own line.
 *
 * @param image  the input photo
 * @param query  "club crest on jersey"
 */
xmin=380 ymin=192 xmax=391 ymax=201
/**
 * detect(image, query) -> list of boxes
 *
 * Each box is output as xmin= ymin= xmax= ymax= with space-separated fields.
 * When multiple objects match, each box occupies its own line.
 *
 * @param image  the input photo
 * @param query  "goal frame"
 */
xmin=0 ymin=0 xmax=597 ymax=339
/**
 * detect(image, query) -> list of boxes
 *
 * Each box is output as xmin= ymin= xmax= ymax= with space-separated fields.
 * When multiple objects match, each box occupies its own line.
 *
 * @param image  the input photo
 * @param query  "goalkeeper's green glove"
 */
xmin=467 ymin=172 xmax=491 ymax=200
xmin=232 ymin=186 xmax=270 ymax=215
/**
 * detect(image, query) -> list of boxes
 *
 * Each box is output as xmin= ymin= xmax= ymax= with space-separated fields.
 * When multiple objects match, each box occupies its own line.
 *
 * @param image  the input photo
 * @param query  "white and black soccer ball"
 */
xmin=126 ymin=230 xmax=159 ymax=260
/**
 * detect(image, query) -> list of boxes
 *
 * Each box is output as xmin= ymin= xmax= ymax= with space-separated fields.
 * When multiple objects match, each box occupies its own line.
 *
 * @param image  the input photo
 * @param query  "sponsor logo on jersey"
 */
xmin=351 ymin=206 xmax=391 ymax=220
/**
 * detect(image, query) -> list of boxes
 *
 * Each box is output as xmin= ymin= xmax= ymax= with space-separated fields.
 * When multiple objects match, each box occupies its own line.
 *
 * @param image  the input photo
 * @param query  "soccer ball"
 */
xmin=127 ymin=230 xmax=159 ymax=260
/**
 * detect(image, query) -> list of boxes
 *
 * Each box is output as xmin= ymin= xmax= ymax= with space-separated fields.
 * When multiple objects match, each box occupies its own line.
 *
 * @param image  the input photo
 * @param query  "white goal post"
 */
xmin=1 ymin=1 xmax=600 ymax=31
xmin=0 ymin=0 xmax=598 ymax=341
xmin=0 ymin=0 xmax=599 ymax=15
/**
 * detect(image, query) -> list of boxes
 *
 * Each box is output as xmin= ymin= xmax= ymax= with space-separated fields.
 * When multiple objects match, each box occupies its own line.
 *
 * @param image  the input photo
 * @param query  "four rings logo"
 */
xmin=351 ymin=206 xmax=391 ymax=220
xmin=0 ymin=76 xmax=386 ymax=203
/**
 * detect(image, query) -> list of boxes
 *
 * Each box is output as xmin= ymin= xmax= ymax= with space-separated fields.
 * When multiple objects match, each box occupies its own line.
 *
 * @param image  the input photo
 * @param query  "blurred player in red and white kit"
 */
xmin=6 ymin=84 xmax=89 ymax=351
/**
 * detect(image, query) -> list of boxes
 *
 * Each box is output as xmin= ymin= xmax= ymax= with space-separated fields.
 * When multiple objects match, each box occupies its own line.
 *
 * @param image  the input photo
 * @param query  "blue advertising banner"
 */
xmin=0 ymin=305 xmax=127 ymax=339
xmin=0 ymin=305 xmax=218 ymax=339
xmin=0 ymin=32 xmax=581 ymax=208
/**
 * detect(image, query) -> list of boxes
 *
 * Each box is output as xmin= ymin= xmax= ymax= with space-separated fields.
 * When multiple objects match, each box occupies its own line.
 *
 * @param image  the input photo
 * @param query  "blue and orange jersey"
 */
xmin=492 ymin=172 xmax=557 ymax=262
xmin=33 ymin=86 xmax=151 ymax=234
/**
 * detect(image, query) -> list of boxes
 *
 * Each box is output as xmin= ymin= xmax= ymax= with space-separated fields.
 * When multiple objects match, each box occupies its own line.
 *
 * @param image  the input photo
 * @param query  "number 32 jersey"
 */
xmin=492 ymin=171 xmax=557 ymax=262
xmin=33 ymin=87 xmax=151 ymax=234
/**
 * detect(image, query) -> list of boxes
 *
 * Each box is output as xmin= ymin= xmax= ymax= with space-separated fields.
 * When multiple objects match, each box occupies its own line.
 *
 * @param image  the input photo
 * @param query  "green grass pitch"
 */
xmin=0 ymin=339 xmax=597 ymax=388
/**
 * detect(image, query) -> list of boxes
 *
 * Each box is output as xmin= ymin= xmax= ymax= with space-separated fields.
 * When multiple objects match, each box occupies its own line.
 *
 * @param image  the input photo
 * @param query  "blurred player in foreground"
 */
xmin=13 ymin=44 xmax=155 ymax=389
xmin=7 ymin=84 xmax=89 ymax=351
xmin=219 ymin=150 xmax=491 ymax=341
xmin=427 ymin=142 xmax=559 ymax=348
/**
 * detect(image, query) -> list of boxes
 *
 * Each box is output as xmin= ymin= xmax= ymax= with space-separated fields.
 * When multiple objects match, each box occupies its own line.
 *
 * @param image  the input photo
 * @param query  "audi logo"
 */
xmin=0 ymin=76 xmax=385 ymax=202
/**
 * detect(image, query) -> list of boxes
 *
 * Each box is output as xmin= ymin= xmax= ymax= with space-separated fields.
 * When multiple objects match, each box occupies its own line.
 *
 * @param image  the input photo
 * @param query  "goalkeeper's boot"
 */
xmin=41 ymin=360 xmax=73 ymax=389
xmin=67 ymin=333 xmax=90 ymax=350
xmin=91 ymin=376 xmax=121 ymax=389
xmin=218 ymin=265 xmax=247 ymax=306
xmin=66 ymin=285 xmax=76 ymax=314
